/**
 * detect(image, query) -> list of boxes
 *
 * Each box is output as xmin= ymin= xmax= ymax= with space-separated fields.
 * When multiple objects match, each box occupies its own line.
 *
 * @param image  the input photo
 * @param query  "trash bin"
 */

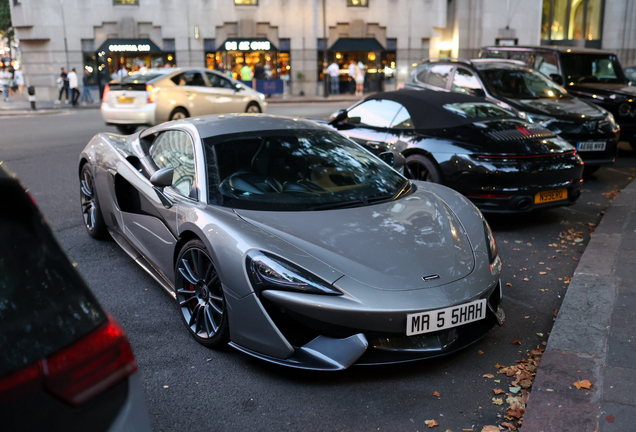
xmin=27 ymin=86 xmax=36 ymax=110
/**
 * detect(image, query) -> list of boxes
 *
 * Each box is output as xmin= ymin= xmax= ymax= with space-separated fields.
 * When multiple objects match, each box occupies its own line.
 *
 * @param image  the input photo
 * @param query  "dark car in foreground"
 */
xmin=479 ymin=46 xmax=636 ymax=149
xmin=78 ymin=114 xmax=505 ymax=370
xmin=0 ymin=163 xmax=152 ymax=432
xmin=328 ymin=90 xmax=584 ymax=213
xmin=405 ymin=59 xmax=620 ymax=173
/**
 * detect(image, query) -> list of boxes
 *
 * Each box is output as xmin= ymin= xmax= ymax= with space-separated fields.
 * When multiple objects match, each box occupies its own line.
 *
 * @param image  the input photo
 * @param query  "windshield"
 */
xmin=118 ymin=73 xmax=165 ymax=84
xmin=560 ymin=54 xmax=626 ymax=84
xmin=203 ymin=129 xmax=409 ymax=211
xmin=444 ymin=102 xmax=516 ymax=119
xmin=480 ymin=68 xmax=568 ymax=99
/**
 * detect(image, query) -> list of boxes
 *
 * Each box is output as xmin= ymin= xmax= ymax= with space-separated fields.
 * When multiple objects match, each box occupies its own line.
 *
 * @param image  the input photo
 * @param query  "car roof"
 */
xmin=364 ymin=90 xmax=517 ymax=129
xmin=422 ymin=58 xmax=529 ymax=70
xmin=481 ymin=45 xmax=615 ymax=55
xmin=184 ymin=114 xmax=328 ymax=139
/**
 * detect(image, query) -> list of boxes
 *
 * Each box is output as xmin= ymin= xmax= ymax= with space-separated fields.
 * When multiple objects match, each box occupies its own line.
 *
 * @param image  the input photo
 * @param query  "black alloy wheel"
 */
xmin=79 ymin=164 xmax=108 ymax=239
xmin=404 ymin=154 xmax=442 ymax=183
xmin=175 ymin=240 xmax=228 ymax=348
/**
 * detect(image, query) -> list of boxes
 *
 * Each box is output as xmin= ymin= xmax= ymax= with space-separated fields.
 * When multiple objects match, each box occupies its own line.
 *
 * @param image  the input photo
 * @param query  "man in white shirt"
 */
xmin=67 ymin=68 xmax=79 ymax=106
xmin=0 ymin=68 xmax=11 ymax=102
xmin=347 ymin=60 xmax=356 ymax=94
xmin=326 ymin=61 xmax=340 ymax=95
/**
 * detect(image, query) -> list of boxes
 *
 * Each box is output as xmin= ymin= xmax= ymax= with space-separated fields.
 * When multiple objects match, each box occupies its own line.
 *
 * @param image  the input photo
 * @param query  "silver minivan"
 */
xmin=101 ymin=67 xmax=267 ymax=134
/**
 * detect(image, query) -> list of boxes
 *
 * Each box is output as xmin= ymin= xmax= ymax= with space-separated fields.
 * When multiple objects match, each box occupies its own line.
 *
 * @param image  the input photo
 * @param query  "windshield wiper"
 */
xmin=308 ymin=181 xmax=413 ymax=211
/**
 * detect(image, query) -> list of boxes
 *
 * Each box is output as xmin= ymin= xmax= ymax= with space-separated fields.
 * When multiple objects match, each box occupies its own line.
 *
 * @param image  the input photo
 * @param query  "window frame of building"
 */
xmin=234 ymin=0 xmax=258 ymax=5
xmin=541 ymin=0 xmax=604 ymax=47
xmin=113 ymin=0 xmax=139 ymax=5
xmin=13 ymin=0 xmax=22 ymax=5
xmin=347 ymin=0 xmax=369 ymax=6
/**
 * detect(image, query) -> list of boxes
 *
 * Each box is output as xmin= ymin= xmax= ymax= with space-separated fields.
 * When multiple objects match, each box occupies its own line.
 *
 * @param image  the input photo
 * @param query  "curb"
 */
xmin=523 ymin=178 xmax=636 ymax=431
xmin=0 ymin=109 xmax=66 ymax=117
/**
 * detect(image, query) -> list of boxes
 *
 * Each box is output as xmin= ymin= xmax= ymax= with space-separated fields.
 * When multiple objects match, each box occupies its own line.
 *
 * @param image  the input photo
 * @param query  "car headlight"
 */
xmin=518 ymin=111 xmax=556 ymax=127
xmin=246 ymin=251 xmax=342 ymax=295
xmin=259 ymin=93 xmax=265 ymax=101
xmin=606 ymin=112 xmax=619 ymax=130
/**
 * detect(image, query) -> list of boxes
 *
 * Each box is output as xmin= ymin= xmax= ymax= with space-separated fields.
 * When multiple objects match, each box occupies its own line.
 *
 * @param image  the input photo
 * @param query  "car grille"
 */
xmin=549 ymin=119 xmax=611 ymax=135
xmin=486 ymin=125 xmax=555 ymax=142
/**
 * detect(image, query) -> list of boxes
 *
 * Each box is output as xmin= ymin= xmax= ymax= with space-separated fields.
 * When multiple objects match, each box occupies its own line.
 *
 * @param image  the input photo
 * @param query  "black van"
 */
xmin=479 ymin=46 xmax=636 ymax=149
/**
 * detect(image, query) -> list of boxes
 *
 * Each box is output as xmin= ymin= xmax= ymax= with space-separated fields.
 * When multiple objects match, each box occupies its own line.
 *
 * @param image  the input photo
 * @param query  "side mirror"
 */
xmin=549 ymin=74 xmax=564 ymax=85
xmin=328 ymin=109 xmax=348 ymax=125
xmin=150 ymin=167 xmax=174 ymax=188
xmin=234 ymin=83 xmax=244 ymax=92
xmin=378 ymin=151 xmax=395 ymax=167
xmin=469 ymin=88 xmax=486 ymax=97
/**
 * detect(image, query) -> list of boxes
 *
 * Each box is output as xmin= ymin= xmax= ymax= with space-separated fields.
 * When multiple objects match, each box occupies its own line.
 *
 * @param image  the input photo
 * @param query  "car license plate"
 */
xmin=406 ymin=299 xmax=487 ymax=336
xmin=118 ymin=96 xmax=135 ymax=104
xmin=577 ymin=141 xmax=606 ymax=151
xmin=534 ymin=188 xmax=567 ymax=204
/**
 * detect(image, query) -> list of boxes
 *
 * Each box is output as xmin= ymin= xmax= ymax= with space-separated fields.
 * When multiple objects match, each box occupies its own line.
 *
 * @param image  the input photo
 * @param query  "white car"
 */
xmin=101 ymin=67 xmax=267 ymax=134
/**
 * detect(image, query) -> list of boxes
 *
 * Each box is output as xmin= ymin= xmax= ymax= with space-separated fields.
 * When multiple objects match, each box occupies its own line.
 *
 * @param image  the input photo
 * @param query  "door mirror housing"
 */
xmin=549 ymin=74 xmax=564 ymax=85
xmin=150 ymin=167 xmax=174 ymax=188
xmin=469 ymin=88 xmax=486 ymax=97
xmin=234 ymin=83 xmax=244 ymax=92
xmin=328 ymin=109 xmax=348 ymax=125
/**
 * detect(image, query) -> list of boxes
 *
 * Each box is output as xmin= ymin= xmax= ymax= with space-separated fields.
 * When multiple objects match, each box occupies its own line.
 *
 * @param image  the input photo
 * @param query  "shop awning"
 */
xmin=96 ymin=38 xmax=163 ymax=54
xmin=218 ymin=38 xmax=278 ymax=52
xmin=329 ymin=38 xmax=385 ymax=52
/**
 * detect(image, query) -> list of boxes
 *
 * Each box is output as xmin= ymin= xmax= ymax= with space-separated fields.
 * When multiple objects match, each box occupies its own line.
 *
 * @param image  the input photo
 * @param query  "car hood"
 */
xmin=501 ymin=96 xmax=606 ymax=119
xmin=235 ymin=187 xmax=475 ymax=291
xmin=568 ymin=83 xmax=636 ymax=99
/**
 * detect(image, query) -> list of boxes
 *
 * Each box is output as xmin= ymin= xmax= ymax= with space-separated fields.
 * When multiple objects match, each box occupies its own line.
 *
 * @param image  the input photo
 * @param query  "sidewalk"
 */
xmin=523 ymin=178 xmax=636 ymax=431
xmin=0 ymin=93 xmax=100 ymax=116
xmin=265 ymin=92 xmax=363 ymax=104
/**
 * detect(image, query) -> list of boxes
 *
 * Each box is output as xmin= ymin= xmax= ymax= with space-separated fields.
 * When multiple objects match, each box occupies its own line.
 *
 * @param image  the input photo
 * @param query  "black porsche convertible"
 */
xmin=328 ymin=90 xmax=584 ymax=213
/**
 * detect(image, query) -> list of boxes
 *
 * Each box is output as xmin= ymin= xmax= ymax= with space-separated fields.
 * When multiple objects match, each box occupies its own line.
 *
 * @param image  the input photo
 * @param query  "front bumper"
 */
xmin=101 ymin=102 xmax=156 ymax=126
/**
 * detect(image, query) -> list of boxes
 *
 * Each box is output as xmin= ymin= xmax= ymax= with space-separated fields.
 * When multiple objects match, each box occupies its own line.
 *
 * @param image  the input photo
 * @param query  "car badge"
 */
xmin=584 ymin=121 xmax=596 ymax=132
xmin=515 ymin=126 xmax=532 ymax=136
xmin=422 ymin=274 xmax=440 ymax=282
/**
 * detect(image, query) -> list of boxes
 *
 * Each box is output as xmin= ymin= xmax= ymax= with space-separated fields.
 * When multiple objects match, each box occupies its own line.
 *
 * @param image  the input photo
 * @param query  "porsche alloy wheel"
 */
xmin=405 ymin=154 xmax=442 ymax=183
xmin=79 ymin=165 xmax=108 ymax=239
xmin=175 ymin=240 xmax=228 ymax=348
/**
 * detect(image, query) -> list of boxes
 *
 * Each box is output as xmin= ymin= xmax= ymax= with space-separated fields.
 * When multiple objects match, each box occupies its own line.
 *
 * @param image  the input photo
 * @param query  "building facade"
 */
xmin=8 ymin=0 xmax=635 ymax=101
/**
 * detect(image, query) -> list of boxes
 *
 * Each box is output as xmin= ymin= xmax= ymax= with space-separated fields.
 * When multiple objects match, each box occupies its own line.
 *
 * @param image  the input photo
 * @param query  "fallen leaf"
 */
xmin=495 ymin=363 xmax=505 ymax=369
xmin=425 ymin=419 xmax=439 ymax=428
xmin=509 ymin=386 xmax=521 ymax=394
xmin=493 ymin=388 xmax=506 ymax=395
xmin=433 ymin=391 xmax=440 ymax=397
xmin=483 ymin=374 xmax=495 ymax=378
xmin=478 ymin=350 xmax=484 ymax=355
xmin=492 ymin=397 xmax=504 ymax=405
xmin=539 ymin=272 xmax=547 ymax=275
xmin=536 ymin=333 xmax=544 ymax=337
xmin=523 ymin=278 xmax=529 ymax=281
xmin=524 ymin=316 xmax=530 ymax=319
xmin=539 ymin=262 xmax=545 ymax=265
xmin=501 ymin=422 xmax=517 ymax=431
xmin=573 ymin=380 xmax=592 ymax=389
xmin=546 ymin=388 xmax=554 ymax=392
xmin=481 ymin=427 xmax=499 ymax=432
xmin=606 ymin=415 xmax=615 ymax=423
xmin=513 ymin=339 xmax=522 ymax=345
xmin=506 ymin=408 xmax=523 ymax=419
xmin=506 ymin=282 xmax=512 ymax=287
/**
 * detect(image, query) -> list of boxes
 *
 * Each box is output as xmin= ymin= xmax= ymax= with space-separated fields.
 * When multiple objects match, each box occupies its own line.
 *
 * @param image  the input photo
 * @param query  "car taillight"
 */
xmin=146 ymin=84 xmax=156 ymax=103
xmin=102 ymin=84 xmax=110 ymax=102
xmin=0 ymin=316 xmax=137 ymax=406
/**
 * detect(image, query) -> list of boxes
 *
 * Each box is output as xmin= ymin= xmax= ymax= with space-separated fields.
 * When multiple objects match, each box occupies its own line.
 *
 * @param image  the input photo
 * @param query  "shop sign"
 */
xmin=108 ymin=43 xmax=152 ymax=52
xmin=224 ymin=40 xmax=271 ymax=51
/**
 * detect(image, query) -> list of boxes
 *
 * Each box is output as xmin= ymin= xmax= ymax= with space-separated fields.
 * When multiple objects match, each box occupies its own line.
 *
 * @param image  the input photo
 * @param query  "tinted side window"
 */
xmin=150 ymin=130 xmax=197 ymax=198
xmin=451 ymin=68 xmax=482 ymax=94
xmin=206 ymin=72 xmax=234 ymax=89
xmin=171 ymin=71 xmax=207 ymax=87
xmin=345 ymin=99 xmax=403 ymax=128
xmin=425 ymin=64 xmax=453 ymax=89
xmin=0 ymin=179 xmax=106 ymax=376
xmin=390 ymin=107 xmax=414 ymax=129
xmin=535 ymin=53 xmax=559 ymax=76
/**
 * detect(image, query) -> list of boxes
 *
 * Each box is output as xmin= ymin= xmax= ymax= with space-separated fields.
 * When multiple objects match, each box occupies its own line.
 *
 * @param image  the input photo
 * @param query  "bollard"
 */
xmin=27 ymin=86 xmax=36 ymax=110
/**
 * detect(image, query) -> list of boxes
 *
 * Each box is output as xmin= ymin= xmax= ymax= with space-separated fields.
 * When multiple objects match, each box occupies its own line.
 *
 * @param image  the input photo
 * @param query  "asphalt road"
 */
xmin=2 ymin=108 xmax=635 ymax=432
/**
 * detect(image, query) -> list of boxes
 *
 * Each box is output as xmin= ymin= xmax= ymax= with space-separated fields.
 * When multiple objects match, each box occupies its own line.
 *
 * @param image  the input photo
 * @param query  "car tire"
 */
xmin=170 ymin=108 xmax=189 ymax=121
xmin=245 ymin=103 xmax=261 ymax=113
xmin=116 ymin=125 xmax=137 ymax=134
xmin=404 ymin=154 xmax=442 ymax=183
xmin=79 ymin=164 xmax=108 ymax=239
xmin=175 ymin=239 xmax=229 ymax=349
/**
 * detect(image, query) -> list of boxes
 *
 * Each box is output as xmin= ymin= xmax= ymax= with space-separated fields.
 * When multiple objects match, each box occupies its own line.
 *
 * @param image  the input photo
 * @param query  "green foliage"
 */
xmin=0 ymin=0 xmax=13 ymax=40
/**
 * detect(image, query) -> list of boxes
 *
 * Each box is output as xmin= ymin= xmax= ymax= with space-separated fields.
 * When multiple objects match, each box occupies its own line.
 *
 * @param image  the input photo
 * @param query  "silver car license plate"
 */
xmin=406 ymin=299 xmax=487 ymax=336
xmin=578 ymin=141 xmax=606 ymax=151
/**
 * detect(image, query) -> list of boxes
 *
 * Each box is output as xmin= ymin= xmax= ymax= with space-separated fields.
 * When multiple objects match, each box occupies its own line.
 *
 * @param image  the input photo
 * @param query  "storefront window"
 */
xmin=542 ymin=0 xmax=604 ymax=43
xmin=235 ymin=0 xmax=258 ymax=4
xmin=347 ymin=0 xmax=368 ymax=6
xmin=114 ymin=0 xmax=139 ymax=4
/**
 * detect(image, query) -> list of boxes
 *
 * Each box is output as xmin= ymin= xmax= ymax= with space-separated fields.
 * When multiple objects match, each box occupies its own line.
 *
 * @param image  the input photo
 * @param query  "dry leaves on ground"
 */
xmin=573 ymin=379 xmax=592 ymax=389
xmin=481 ymin=426 xmax=500 ymax=432
xmin=425 ymin=419 xmax=439 ymax=428
xmin=433 ymin=391 xmax=441 ymax=397
xmin=602 ymin=190 xmax=619 ymax=200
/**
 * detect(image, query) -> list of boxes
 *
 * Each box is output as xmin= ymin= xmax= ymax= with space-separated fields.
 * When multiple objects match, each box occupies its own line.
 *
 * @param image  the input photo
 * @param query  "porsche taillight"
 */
xmin=146 ymin=84 xmax=156 ymax=103
xmin=102 ymin=85 xmax=110 ymax=102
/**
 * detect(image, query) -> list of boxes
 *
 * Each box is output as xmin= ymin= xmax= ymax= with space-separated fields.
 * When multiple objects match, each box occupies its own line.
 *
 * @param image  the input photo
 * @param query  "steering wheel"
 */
xmin=221 ymin=172 xmax=283 ymax=195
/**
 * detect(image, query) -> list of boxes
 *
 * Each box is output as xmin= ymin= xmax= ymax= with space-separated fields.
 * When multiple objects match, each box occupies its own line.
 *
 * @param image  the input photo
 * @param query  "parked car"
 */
xmin=0 ymin=164 xmax=152 ymax=432
xmin=78 ymin=114 xmax=505 ymax=370
xmin=405 ymin=58 xmax=620 ymax=173
xmin=101 ymin=67 xmax=267 ymax=134
xmin=479 ymin=46 xmax=636 ymax=150
xmin=327 ymin=90 xmax=584 ymax=213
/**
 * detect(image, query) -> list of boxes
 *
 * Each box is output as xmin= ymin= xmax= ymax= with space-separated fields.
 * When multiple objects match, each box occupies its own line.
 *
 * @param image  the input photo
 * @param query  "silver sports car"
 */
xmin=79 ymin=114 xmax=505 ymax=370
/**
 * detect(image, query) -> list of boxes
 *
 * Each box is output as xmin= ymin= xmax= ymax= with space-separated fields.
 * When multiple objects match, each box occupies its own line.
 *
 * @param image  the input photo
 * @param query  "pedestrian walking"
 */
xmin=354 ymin=62 xmax=365 ymax=96
xmin=0 ymin=67 xmax=11 ymax=101
xmin=68 ymin=68 xmax=79 ymax=107
xmin=56 ymin=67 xmax=69 ymax=104
xmin=117 ymin=64 xmax=128 ymax=79
xmin=348 ymin=60 xmax=356 ymax=94
xmin=327 ymin=61 xmax=340 ymax=95
xmin=240 ymin=62 xmax=253 ymax=83
xmin=13 ymin=68 xmax=24 ymax=95
xmin=79 ymin=69 xmax=95 ymax=105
